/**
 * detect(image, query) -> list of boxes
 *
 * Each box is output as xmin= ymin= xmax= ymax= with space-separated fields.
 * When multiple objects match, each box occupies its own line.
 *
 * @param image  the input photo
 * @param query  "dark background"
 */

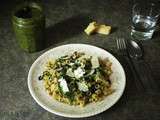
xmin=0 ymin=0 xmax=160 ymax=120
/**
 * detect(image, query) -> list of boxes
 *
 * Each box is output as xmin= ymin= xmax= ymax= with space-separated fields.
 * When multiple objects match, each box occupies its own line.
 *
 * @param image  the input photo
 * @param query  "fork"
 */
xmin=116 ymin=38 xmax=144 ymax=91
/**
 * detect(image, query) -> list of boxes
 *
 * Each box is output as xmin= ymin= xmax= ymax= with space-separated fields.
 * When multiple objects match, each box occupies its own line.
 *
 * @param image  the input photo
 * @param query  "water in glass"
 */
xmin=131 ymin=15 xmax=156 ymax=40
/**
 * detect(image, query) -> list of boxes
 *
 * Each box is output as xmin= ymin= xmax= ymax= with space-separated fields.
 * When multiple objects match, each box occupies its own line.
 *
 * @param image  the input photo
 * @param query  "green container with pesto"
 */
xmin=12 ymin=2 xmax=45 ymax=52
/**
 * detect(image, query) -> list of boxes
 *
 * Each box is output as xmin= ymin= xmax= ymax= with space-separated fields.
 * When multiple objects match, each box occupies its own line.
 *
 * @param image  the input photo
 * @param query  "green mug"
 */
xmin=12 ymin=2 xmax=45 ymax=53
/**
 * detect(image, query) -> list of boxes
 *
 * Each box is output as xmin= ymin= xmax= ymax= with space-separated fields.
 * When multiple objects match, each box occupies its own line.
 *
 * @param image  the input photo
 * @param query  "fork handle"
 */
xmin=124 ymin=56 xmax=145 ymax=92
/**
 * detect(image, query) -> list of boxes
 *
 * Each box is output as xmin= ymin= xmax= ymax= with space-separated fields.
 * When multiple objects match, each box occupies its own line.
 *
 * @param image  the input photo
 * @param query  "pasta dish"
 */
xmin=38 ymin=52 xmax=113 ymax=107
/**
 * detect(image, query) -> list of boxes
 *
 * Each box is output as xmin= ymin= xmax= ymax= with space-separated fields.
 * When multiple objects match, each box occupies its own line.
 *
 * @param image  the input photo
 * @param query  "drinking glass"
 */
xmin=131 ymin=2 xmax=160 ymax=40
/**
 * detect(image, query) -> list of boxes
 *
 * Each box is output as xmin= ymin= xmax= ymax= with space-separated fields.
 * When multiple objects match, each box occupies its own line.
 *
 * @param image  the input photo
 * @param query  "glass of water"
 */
xmin=131 ymin=2 xmax=160 ymax=40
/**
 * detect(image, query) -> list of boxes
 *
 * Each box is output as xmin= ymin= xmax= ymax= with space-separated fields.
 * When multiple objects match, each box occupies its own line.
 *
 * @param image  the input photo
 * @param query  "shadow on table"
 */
xmin=153 ymin=30 xmax=160 ymax=40
xmin=111 ymin=26 xmax=118 ymax=34
xmin=152 ymin=19 xmax=160 ymax=40
xmin=43 ymin=14 xmax=92 ymax=49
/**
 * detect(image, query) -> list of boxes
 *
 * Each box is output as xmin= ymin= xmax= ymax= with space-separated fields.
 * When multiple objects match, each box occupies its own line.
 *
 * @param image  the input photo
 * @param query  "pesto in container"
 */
xmin=12 ymin=2 xmax=45 ymax=52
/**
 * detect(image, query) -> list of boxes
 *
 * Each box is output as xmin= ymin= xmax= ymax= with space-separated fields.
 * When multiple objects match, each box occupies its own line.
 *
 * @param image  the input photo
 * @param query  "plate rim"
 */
xmin=28 ymin=43 xmax=126 ymax=118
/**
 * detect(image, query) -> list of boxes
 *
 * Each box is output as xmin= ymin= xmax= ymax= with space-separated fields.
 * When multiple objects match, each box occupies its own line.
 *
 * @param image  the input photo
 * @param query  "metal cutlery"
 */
xmin=116 ymin=38 xmax=144 ymax=91
xmin=127 ymin=40 xmax=159 ymax=92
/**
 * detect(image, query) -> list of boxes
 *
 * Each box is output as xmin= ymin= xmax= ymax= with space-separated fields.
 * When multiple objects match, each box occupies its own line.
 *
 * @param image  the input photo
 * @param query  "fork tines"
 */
xmin=116 ymin=38 xmax=126 ymax=50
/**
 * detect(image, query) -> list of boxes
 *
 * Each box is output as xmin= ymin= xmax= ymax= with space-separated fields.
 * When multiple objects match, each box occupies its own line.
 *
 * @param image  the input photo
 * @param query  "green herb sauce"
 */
xmin=12 ymin=3 xmax=45 ymax=52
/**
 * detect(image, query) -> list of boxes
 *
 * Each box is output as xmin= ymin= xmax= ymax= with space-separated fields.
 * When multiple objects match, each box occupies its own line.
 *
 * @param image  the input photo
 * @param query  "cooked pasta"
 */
xmin=38 ymin=52 xmax=113 ymax=107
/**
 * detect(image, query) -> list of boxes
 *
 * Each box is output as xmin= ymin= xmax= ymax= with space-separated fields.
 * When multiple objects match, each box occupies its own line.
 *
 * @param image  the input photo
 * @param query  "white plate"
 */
xmin=28 ymin=44 xmax=126 ymax=118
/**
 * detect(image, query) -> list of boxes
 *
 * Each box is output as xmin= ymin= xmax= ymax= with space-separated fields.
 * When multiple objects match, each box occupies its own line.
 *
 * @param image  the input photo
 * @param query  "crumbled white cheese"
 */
xmin=74 ymin=67 xmax=85 ymax=79
xmin=77 ymin=81 xmax=89 ymax=92
xmin=89 ymin=69 xmax=95 ymax=75
xmin=66 ymin=68 xmax=75 ymax=77
xmin=91 ymin=56 xmax=99 ymax=68
xmin=69 ymin=62 xmax=74 ymax=66
xmin=58 ymin=77 xmax=69 ymax=93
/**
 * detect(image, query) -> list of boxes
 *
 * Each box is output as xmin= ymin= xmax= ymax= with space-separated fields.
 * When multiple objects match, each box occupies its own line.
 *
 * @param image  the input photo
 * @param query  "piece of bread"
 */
xmin=96 ymin=25 xmax=111 ymax=35
xmin=84 ymin=22 xmax=98 ymax=35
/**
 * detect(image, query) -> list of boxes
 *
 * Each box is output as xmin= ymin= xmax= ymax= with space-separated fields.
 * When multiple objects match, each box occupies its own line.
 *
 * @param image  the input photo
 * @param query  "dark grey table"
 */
xmin=0 ymin=0 xmax=160 ymax=120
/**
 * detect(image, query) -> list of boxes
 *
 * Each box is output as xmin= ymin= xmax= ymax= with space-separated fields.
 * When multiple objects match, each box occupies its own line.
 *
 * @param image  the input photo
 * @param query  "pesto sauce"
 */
xmin=12 ymin=3 xmax=45 ymax=52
